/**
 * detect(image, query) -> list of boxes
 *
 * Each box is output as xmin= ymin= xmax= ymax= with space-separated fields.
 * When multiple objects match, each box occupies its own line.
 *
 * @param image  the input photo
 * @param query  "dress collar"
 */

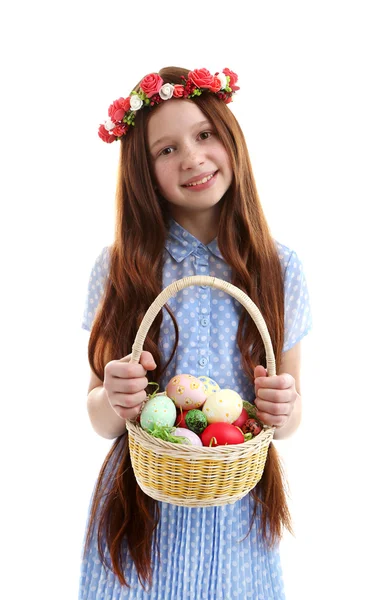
xmin=165 ymin=218 xmax=224 ymax=263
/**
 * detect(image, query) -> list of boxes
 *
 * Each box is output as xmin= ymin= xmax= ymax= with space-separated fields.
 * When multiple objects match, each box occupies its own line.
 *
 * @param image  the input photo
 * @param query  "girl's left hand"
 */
xmin=254 ymin=365 xmax=298 ymax=428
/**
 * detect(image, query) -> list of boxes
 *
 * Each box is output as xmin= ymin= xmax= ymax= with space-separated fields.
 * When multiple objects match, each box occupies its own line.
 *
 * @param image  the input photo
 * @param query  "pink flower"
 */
xmin=108 ymin=97 xmax=131 ymax=122
xmin=112 ymin=123 xmax=128 ymax=137
xmin=188 ymin=68 xmax=214 ymax=89
xmin=173 ymin=84 xmax=185 ymax=98
xmin=223 ymin=68 xmax=240 ymax=91
xmin=98 ymin=124 xmax=116 ymax=143
xmin=139 ymin=73 xmax=164 ymax=98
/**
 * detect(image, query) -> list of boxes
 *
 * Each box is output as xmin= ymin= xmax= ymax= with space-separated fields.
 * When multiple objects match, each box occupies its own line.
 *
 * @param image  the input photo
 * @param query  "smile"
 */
xmin=183 ymin=172 xmax=216 ymax=187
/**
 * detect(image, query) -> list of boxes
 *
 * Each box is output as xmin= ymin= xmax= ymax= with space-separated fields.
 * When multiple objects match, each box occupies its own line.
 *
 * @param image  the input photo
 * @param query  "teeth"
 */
xmin=185 ymin=173 xmax=214 ymax=187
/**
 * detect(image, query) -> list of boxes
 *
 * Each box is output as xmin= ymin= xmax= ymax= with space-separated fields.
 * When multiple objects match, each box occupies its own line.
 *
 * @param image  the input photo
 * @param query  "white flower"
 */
xmin=216 ymin=73 xmax=228 ymax=90
xmin=104 ymin=119 xmax=115 ymax=131
xmin=130 ymin=95 xmax=143 ymax=111
xmin=159 ymin=83 xmax=175 ymax=100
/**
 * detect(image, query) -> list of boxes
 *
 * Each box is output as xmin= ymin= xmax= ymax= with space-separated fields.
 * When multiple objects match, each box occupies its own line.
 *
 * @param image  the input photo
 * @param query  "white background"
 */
xmin=1 ymin=1 xmax=390 ymax=598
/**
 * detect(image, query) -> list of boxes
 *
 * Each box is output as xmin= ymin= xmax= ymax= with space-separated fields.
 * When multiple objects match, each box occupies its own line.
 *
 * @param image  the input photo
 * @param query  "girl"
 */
xmin=80 ymin=66 xmax=312 ymax=599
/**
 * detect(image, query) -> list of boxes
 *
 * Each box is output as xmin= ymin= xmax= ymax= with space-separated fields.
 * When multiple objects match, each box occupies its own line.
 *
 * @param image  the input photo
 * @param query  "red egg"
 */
xmin=232 ymin=408 xmax=249 ymax=428
xmin=175 ymin=410 xmax=189 ymax=428
xmin=201 ymin=422 xmax=245 ymax=447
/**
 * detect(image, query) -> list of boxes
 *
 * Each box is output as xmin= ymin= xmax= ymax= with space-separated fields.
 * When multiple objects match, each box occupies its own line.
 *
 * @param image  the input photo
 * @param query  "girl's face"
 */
xmin=147 ymin=100 xmax=233 ymax=220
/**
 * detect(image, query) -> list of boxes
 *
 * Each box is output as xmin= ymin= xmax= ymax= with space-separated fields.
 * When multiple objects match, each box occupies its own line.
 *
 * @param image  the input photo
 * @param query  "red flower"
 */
xmin=112 ymin=123 xmax=128 ymax=137
xmin=173 ymin=84 xmax=185 ymax=98
xmin=188 ymin=68 xmax=214 ymax=89
xmin=223 ymin=68 xmax=240 ymax=91
xmin=210 ymin=76 xmax=221 ymax=93
xmin=98 ymin=124 xmax=116 ymax=143
xmin=108 ymin=97 xmax=131 ymax=122
xmin=140 ymin=73 xmax=164 ymax=98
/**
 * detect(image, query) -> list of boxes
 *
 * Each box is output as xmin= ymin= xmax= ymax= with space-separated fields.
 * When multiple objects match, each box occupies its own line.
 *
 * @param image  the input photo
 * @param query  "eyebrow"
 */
xmin=150 ymin=120 xmax=212 ymax=152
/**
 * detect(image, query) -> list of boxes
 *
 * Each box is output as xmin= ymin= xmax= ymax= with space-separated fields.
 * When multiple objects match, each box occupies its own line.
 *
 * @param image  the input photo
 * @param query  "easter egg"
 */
xmin=173 ymin=428 xmax=203 ymax=446
xmin=165 ymin=374 xmax=207 ymax=410
xmin=197 ymin=375 xmax=220 ymax=396
xmin=242 ymin=418 xmax=262 ymax=436
xmin=232 ymin=408 xmax=249 ymax=428
xmin=140 ymin=392 xmax=177 ymax=431
xmin=185 ymin=409 xmax=208 ymax=434
xmin=201 ymin=422 xmax=245 ymax=447
xmin=175 ymin=410 xmax=189 ymax=428
xmin=202 ymin=389 xmax=243 ymax=424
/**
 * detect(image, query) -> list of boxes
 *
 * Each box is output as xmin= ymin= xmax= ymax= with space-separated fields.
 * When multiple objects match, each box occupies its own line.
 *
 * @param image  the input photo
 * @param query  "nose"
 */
xmin=180 ymin=143 xmax=205 ymax=170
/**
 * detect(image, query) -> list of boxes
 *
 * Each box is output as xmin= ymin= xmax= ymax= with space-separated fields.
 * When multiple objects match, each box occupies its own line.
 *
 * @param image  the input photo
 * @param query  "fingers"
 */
xmin=255 ymin=407 xmax=289 ymax=428
xmin=254 ymin=396 xmax=293 ymax=428
xmin=118 ymin=351 xmax=157 ymax=371
xmin=256 ymin=387 xmax=293 ymax=404
xmin=113 ymin=389 xmax=147 ymax=409
xmin=253 ymin=371 xmax=297 ymax=428
xmin=113 ymin=390 xmax=147 ymax=420
xmin=105 ymin=360 xmax=147 ymax=379
xmin=108 ymin=376 xmax=149 ymax=394
xmin=255 ymin=373 xmax=294 ymax=391
xmin=254 ymin=365 xmax=267 ymax=378
xmin=139 ymin=351 xmax=157 ymax=371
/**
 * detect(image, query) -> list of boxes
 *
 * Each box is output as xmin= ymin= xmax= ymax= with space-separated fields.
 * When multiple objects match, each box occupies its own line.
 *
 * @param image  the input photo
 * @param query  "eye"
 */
xmin=160 ymin=146 xmax=175 ymax=156
xmin=199 ymin=131 xmax=212 ymax=140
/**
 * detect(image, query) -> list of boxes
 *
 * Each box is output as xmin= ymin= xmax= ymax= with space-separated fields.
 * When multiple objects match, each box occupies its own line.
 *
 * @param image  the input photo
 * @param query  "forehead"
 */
xmin=147 ymin=100 xmax=208 ymax=143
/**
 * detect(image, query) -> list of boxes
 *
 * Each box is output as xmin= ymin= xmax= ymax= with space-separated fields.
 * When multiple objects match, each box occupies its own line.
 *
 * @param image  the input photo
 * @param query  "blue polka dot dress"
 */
xmin=79 ymin=218 xmax=312 ymax=599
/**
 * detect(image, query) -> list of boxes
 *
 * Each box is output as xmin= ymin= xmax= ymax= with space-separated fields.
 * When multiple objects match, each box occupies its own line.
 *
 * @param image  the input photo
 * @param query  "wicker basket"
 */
xmin=126 ymin=276 xmax=276 ymax=507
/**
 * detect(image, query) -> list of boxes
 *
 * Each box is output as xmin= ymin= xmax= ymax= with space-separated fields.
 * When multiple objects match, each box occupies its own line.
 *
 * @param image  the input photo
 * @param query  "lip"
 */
xmin=181 ymin=171 xmax=217 ymax=186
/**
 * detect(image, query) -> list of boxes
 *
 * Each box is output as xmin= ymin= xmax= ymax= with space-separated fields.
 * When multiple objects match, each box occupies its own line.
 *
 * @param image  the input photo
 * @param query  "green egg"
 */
xmin=140 ymin=393 xmax=176 ymax=431
xmin=185 ymin=409 xmax=208 ymax=434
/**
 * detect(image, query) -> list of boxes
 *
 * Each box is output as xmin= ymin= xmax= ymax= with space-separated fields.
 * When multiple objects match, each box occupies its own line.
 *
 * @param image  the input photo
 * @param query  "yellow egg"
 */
xmin=165 ymin=374 xmax=207 ymax=409
xmin=202 ymin=389 xmax=243 ymax=424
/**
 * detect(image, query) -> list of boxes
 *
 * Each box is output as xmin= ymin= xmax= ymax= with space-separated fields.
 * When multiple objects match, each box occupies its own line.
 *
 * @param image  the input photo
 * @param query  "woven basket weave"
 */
xmin=126 ymin=276 xmax=276 ymax=507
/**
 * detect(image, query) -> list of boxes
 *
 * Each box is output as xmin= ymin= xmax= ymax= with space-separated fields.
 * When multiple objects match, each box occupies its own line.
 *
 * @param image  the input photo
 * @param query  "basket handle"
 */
xmin=129 ymin=276 xmax=276 ymax=377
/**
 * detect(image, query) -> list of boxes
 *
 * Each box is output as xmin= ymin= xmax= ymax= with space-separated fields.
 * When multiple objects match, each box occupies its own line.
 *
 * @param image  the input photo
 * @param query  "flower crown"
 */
xmin=98 ymin=67 xmax=239 ymax=144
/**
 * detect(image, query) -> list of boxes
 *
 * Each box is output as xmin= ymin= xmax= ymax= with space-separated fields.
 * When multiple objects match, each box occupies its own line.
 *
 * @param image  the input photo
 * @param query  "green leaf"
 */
xmin=147 ymin=424 xmax=189 ymax=444
xmin=242 ymin=401 xmax=263 ymax=424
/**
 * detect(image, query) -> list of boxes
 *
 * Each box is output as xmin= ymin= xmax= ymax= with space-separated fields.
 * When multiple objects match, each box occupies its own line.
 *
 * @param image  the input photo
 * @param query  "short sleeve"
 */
xmin=277 ymin=244 xmax=312 ymax=352
xmin=81 ymin=247 xmax=110 ymax=332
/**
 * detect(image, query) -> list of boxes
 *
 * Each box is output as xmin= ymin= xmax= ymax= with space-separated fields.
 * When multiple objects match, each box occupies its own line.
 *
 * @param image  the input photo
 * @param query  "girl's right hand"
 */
xmin=103 ymin=351 xmax=157 ymax=421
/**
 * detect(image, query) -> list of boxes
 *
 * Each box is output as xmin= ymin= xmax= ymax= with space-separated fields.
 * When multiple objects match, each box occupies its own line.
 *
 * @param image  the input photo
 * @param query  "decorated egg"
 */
xmin=201 ymin=422 xmax=244 ymax=447
xmin=202 ymin=389 xmax=243 ymax=424
xmin=185 ymin=409 xmax=208 ymax=434
xmin=242 ymin=418 xmax=262 ymax=436
xmin=197 ymin=375 xmax=220 ymax=396
xmin=140 ymin=392 xmax=177 ymax=431
xmin=173 ymin=428 xmax=203 ymax=446
xmin=165 ymin=374 xmax=207 ymax=410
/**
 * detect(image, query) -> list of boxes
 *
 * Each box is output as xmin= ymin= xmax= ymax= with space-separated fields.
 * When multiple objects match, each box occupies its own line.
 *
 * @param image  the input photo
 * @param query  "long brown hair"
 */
xmin=84 ymin=66 xmax=292 ymax=588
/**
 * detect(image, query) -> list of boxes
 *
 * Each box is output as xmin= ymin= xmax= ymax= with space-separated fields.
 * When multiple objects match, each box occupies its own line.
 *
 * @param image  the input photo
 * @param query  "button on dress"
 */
xmin=79 ymin=219 xmax=312 ymax=600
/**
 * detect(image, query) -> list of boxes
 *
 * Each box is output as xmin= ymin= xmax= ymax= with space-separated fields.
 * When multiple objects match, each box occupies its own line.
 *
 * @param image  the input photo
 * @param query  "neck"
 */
xmin=169 ymin=205 xmax=221 ymax=245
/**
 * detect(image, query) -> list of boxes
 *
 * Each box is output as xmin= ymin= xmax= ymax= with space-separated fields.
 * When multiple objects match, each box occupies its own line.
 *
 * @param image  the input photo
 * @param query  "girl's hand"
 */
xmin=103 ymin=351 xmax=157 ymax=421
xmin=254 ymin=365 xmax=298 ymax=428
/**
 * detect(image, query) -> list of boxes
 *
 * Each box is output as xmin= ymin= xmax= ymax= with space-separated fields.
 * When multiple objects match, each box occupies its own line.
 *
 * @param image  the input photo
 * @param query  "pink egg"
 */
xmin=165 ymin=374 xmax=207 ymax=409
xmin=173 ymin=428 xmax=203 ymax=446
